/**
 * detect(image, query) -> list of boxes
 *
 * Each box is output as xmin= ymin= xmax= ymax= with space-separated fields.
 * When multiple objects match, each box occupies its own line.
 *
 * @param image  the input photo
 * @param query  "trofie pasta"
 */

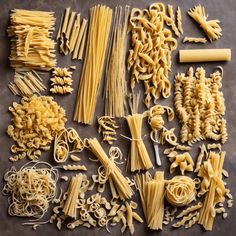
xmin=174 ymin=67 xmax=227 ymax=144
xmin=188 ymin=5 xmax=222 ymax=42
xmin=7 ymin=95 xmax=67 ymax=161
xmin=128 ymin=3 xmax=177 ymax=108
xmin=8 ymin=9 xmax=56 ymax=70
xmin=2 ymin=161 xmax=58 ymax=218
xmin=73 ymin=5 xmax=113 ymax=124
xmin=105 ymin=6 xmax=130 ymax=117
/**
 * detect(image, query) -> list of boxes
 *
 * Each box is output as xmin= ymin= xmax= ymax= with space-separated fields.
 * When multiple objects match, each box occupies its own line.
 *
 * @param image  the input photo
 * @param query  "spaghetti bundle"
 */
xmin=188 ymin=5 xmax=222 ymax=42
xmin=73 ymin=5 xmax=113 ymax=124
xmin=104 ymin=6 xmax=130 ymax=117
xmin=8 ymin=9 xmax=56 ymax=70
xmin=62 ymin=174 xmax=87 ymax=218
xmin=126 ymin=113 xmax=153 ymax=172
xmin=2 ymin=161 xmax=58 ymax=218
xmin=85 ymin=138 xmax=133 ymax=200
xmin=134 ymin=172 xmax=165 ymax=230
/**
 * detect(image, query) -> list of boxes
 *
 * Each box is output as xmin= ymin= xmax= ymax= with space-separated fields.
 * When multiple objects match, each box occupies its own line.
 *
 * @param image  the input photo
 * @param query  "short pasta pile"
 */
xmin=7 ymin=95 xmax=67 ymax=161
xmin=174 ymin=67 xmax=227 ymax=144
xmin=128 ymin=3 xmax=177 ymax=108
xmin=7 ymin=9 xmax=56 ymax=70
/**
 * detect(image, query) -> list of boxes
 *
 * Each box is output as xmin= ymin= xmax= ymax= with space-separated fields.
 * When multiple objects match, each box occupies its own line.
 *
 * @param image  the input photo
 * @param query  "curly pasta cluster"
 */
xmin=7 ymin=95 xmax=67 ymax=161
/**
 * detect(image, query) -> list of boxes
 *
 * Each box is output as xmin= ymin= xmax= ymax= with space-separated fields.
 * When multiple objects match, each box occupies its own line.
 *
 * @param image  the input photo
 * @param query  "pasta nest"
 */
xmin=165 ymin=176 xmax=196 ymax=207
xmin=2 ymin=162 xmax=58 ymax=218
xmin=7 ymin=95 xmax=67 ymax=160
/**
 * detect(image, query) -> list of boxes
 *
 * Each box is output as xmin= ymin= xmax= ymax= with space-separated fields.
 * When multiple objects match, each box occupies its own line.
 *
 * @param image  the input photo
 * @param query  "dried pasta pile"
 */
xmin=8 ymin=9 xmax=56 ymax=70
xmin=2 ymin=161 xmax=58 ymax=218
xmin=73 ymin=5 xmax=113 ymax=124
xmin=128 ymin=3 xmax=177 ymax=108
xmin=7 ymin=95 xmax=67 ymax=161
xmin=174 ymin=67 xmax=227 ymax=144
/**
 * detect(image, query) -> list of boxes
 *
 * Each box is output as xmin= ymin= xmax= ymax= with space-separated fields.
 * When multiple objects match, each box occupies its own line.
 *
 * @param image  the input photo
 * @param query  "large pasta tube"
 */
xmin=179 ymin=49 xmax=231 ymax=63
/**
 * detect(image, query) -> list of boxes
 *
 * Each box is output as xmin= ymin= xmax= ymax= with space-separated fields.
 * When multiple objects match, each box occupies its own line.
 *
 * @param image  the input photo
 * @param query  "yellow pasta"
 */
xmin=8 ymin=9 xmax=56 ymax=70
xmin=174 ymin=67 xmax=227 ymax=144
xmin=134 ymin=172 xmax=165 ymax=230
xmin=7 ymin=95 xmax=67 ymax=161
xmin=85 ymin=138 xmax=133 ymax=200
xmin=8 ymin=70 xmax=46 ymax=97
xmin=188 ymin=5 xmax=222 ymax=42
xmin=198 ymin=151 xmax=227 ymax=230
xmin=2 ymin=161 xmax=58 ymax=219
xmin=128 ymin=3 xmax=177 ymax=108
xmin=179 ymin=49 xmax=231 ymax=63
xmin=73 ymin=5 xmax=113 ymax=124
xmin=165 ymin=176 xmax=196 ymax=207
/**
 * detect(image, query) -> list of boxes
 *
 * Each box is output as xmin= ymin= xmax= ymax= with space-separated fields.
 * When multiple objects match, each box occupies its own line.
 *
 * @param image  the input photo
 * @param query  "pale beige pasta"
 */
xmin=183 ymin=37 xmax=207 ymax=43
xmin=134 ymin=171 xmax=165 ymax=230
xmin=105 ymin=6 xmax=130 ymax=117
xmin=177 ymin=7 xmax=183 ymax=34
xmin=179 ymin=49 xmax=231 ymax=63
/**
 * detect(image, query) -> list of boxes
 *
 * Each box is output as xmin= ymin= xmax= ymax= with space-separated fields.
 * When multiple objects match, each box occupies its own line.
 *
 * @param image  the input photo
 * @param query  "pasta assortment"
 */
xmin=7 ymin=95 xmax=67 ymax=161
xmin=73 ymin=5 xmax=113 ymax=124
xmin=128 ymin=3 xmax=177 ymax=108
xmin=174 ymin=67 xmax=227 ymax=144
xmin=8 ymin=9 xmax=56 ymax=70
xmin=2 ymin=2 xmax=233 ymax=235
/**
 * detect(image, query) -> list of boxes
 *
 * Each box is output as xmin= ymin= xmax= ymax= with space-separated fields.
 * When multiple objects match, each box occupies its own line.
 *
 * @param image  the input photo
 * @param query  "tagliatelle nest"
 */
xmin=7 ymin=95 xmax=67 ymax=161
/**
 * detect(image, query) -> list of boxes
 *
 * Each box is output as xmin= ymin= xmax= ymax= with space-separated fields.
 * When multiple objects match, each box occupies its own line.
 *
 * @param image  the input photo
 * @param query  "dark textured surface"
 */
xmin=0 ymin=0 xmax=236 ymax=235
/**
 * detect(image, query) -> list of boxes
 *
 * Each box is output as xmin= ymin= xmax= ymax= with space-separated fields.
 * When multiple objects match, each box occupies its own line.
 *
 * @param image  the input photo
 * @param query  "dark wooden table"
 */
xmin=0 ymin=0 xmax=236 ymax=236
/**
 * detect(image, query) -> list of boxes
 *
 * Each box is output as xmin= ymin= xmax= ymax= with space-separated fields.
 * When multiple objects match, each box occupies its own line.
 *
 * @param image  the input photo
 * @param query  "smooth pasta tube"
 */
xmin=179 ymin=49 xmax=231 ymax=63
